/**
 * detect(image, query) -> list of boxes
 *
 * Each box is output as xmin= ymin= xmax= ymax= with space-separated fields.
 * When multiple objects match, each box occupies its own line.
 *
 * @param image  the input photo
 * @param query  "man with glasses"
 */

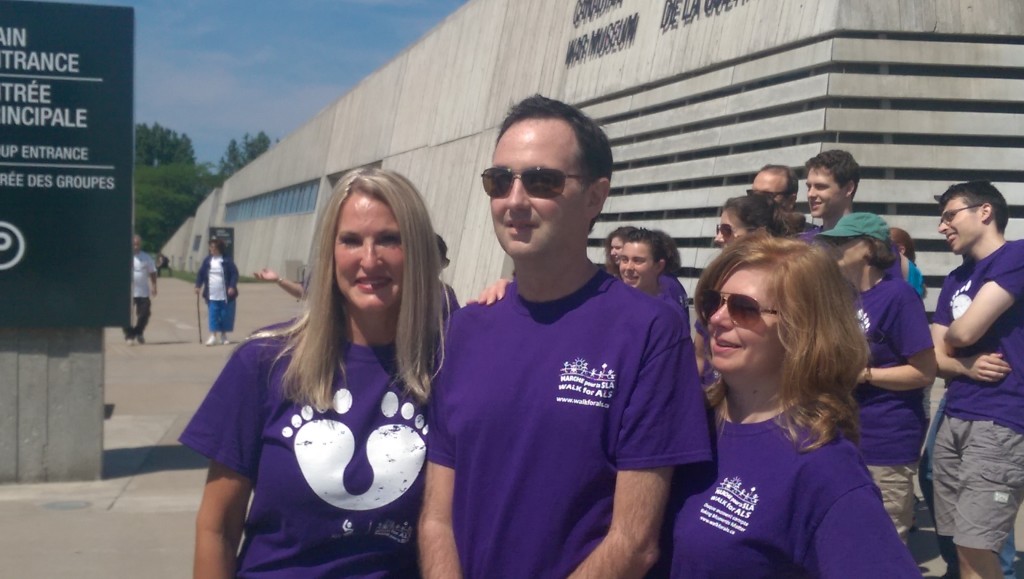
xmin=747 ymin=164 xmax=799 ymax=212
xmin=419 ymin=95 xmax=711 ymax=578
xmin=930 ymin=181 xmax=1024 ymax=579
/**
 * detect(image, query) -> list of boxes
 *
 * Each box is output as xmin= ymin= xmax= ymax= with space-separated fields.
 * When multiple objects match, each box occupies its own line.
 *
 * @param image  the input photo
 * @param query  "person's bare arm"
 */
xmin=255 ymin=267 xmax=304 ymax=299
xmin=149 ymin=272 xmax=158 ymax=297
xmin=945 ymin=281 xmax=1015 ymax=348
xmin=419 ymin=462 xmax=463 ymax=579
xmin=468 ymin=278 xmax=512 ymax=306
xmin=861 ymin=348 xmax=936 ymax=391
xmin=194 ymin=461 xmax=252 ymax=579
xmin=932 ymin=323 xmax=1011 ymax=382
xmin=567 ymin=468 xmax=672 ymax=579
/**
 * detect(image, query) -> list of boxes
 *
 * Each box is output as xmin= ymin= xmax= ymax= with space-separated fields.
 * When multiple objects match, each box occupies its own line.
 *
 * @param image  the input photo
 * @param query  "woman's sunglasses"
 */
xmin=716 ymin=224 xmax=755 ymax=237
xmin=481 ymin=167 xmax=583 ymax=199
xmin=699 ymin=289 xmax=779 ymax=327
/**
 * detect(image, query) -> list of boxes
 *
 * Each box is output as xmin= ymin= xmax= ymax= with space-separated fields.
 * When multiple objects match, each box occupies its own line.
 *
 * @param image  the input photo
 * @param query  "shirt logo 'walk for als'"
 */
xmin=699 ymin=477 xmax=760 ymax=536
xmin=555 ymin=357 xmax=617 ymax=409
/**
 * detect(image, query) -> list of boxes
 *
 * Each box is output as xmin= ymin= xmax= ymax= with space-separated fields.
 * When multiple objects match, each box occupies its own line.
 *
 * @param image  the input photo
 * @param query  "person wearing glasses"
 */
xmin=419 ymin=95 xmax=711 ymax=579
xmin=665 ymin=234 xmax=919 ymax=577
xmin=746 ymin=164 xmax=799 ymax=212
xmin=817 ymin=213 xmax=936 ymax=544
xmin=930 ymin=181 xmax=1024 ymax=579
xmin=698 ymin=195 xmax=800 ymax=385
xmin=181 ymin=169 xmax=443 ymax=577
xmin=713 ymin=194 xmax=801 ymax=248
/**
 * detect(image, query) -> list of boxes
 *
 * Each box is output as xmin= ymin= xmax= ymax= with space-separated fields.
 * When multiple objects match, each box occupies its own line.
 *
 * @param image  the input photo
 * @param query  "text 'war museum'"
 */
xmin=162 ymin=0 xmax=1024 ymax=311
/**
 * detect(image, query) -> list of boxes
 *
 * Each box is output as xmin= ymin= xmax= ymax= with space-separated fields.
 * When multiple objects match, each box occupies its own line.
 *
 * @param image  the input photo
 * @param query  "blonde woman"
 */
xmin=181 ymin=168 xmax=443 ymax=578
xmin=666 ymin=235 xmax=919 ymax=577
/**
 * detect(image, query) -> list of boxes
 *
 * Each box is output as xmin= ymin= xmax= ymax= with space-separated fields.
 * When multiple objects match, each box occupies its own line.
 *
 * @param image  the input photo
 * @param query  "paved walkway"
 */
xmin=0 ymin=277 xmax=1018 ymax=577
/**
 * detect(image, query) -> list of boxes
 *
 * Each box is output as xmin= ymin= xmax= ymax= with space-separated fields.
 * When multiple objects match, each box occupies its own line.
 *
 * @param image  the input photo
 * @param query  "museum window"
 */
xmin=225 ymin=180 xmax=320 ymax=222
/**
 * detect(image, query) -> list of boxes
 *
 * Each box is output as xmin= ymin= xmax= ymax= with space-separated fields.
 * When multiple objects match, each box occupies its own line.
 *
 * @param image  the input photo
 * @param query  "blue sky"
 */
xmin=34 ymin=0 xmax=468 ymax=165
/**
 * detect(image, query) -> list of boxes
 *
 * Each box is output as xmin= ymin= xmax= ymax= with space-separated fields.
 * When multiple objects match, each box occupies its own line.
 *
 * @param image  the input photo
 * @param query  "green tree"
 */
xmin=218 ymin=131 xmax=273 ymax=177
xmin=135 ymin=122 xmax=196 ymax=166
xmin=134 ymin=163 xmax=218 ymax=252
xmin=133 ymin=123 xmax=214 ymax=251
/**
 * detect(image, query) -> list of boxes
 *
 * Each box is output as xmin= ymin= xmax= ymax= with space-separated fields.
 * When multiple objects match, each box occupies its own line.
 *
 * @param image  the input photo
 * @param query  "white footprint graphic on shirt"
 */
xmin=282 ymin=390 xmax=427 ymax=511
xmin=951 ymin=280 xmax=973 ymax=320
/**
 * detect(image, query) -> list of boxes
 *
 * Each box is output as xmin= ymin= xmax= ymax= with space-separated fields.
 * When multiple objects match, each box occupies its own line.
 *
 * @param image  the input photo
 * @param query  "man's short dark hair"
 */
xmin=937 ymin=180 xmax=1009 ymax=233
xmin=804 ymin=150 xmax=860 ymax=194
xmin=758 ymin=164 xmax=799 ymax=196
xmin=497 ymin=94 xmax=613 ymax=183
xmin=210 ymin=238 xmax=227 ymax=254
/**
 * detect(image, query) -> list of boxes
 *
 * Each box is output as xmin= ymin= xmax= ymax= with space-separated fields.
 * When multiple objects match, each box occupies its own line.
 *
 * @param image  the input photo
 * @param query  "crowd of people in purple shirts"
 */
xmin=178 ymin=95 xmax=1022 ymax=578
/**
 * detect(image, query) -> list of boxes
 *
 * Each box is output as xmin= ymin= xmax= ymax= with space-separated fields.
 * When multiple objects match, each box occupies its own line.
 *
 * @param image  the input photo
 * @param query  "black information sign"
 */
xmin=209 ymin=227 xmax=235 ymax=261
xmin=0 ymin=1 xmax=134 ymax=327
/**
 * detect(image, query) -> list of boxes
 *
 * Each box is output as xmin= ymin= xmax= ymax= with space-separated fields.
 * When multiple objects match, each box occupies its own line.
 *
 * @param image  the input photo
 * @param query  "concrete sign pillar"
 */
xmin=0 ymin=1 xmax=134 ymax=482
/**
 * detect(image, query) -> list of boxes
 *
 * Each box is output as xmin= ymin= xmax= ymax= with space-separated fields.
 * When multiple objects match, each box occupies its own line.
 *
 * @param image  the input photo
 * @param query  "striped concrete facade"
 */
xmin=162 ymin=0 xmax=1024 ymax=311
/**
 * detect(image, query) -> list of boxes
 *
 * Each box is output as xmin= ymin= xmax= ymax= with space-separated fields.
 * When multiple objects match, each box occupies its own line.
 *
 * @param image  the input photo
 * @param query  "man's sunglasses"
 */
xmin=481 ymin=167 xmax=583 ymax=199
xmin=699 ymin=290 xmax=779 ymax=327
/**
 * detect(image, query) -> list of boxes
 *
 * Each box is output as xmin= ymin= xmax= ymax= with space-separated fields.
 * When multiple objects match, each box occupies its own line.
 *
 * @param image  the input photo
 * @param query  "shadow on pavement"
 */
xmin=103 ymin=445 xmax=207 ymax=479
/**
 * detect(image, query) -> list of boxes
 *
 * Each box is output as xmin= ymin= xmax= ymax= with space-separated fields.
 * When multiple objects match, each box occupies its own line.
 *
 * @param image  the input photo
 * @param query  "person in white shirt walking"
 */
xmin=124 ymin=234 xmax=158 ymax=345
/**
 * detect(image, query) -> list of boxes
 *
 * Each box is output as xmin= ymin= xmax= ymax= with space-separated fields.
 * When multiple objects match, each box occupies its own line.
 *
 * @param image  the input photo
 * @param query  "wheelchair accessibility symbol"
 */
xmin=0 ymin=221 xmax=26 ymax=271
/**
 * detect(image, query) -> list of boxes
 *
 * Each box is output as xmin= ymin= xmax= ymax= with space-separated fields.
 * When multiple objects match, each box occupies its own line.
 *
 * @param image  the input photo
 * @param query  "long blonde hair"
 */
xmin=694 ymin=234 xmax=866 ymax=450
xmin=255 ymin=168 xmax=443 ymax=407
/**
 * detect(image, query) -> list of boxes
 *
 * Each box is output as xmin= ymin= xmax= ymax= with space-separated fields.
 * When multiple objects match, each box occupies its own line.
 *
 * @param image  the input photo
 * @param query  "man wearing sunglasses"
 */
xmin=747 ymin=164 xmax=799 ymax=212
xmin=930 ymin=181 xmax=1024 ymax=579
xmin=420 ymin=95 xmax=711 ymax=579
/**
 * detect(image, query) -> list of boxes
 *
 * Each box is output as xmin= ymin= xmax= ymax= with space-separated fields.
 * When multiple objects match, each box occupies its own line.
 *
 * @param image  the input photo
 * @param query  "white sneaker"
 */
xmin=221 ymin=337 xmax=232 ymax=345
xmin=204 ymin=335 xmax=218 ymax=347
xmin=125 ymin=338 xmax=136 ymax=346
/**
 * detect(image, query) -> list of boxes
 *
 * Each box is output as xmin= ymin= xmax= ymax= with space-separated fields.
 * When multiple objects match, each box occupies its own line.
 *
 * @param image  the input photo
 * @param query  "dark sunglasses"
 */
xmin=716 ymin=223 xmax=755 ymax=237
xmin=699 ymin=289 xmax=779 ymax=327
xmin=940 ymin=203 xmax=984 ymax=225
xmin=481 ymin=167 xmax=583 ymax=199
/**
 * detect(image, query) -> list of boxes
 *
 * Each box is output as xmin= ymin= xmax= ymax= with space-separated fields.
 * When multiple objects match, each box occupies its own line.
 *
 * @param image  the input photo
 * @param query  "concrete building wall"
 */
xmin=162 ymin=216 xmax=195 ymax=272
xmin=163 ymin=0 xmax=1024 ymax=310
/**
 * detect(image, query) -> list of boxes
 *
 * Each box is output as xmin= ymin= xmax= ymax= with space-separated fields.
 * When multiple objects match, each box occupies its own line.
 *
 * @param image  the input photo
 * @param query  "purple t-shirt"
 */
xmin=659 ymin=273 xmax=691 ymax=329
xmin=180 ymin=337 xmax=427 ymax=578
xmin=933 ymin=240 xmax=1024 ymax=434
xmin=694 ymin=320 xmax=718 ymax=388
xmin=797 ymin=223 xmax=823 ymax=243
xmin=667 ymin=419 xmax=919 ymax=578
xmin=855 ymin=275 xmax=933 ymax=465
xmin=428 ymin=270 xmax=711 ymax=578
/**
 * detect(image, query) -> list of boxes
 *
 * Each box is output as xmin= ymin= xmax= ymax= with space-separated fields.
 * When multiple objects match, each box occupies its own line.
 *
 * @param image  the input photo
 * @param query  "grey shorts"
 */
xmin=932 ymin=416 xmax=1024 ymax=551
